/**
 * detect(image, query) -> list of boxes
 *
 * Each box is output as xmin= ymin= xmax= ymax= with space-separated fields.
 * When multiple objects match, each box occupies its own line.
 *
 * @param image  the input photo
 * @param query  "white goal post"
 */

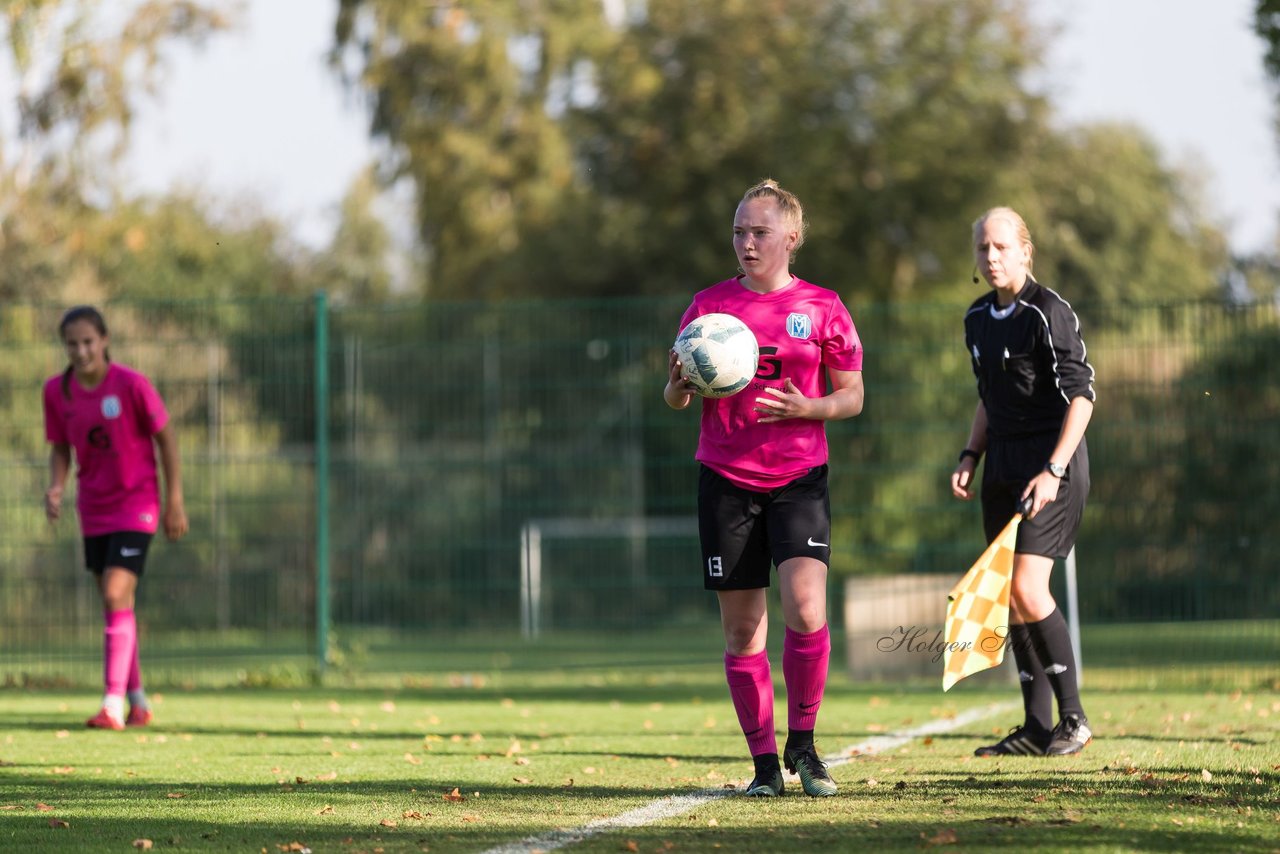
xmin=518 ymin=516 xmax=698 ymax=639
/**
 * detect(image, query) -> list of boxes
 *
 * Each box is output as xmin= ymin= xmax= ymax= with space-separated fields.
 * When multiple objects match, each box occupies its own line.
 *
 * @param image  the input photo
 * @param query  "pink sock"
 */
xmin=724 ymin=650 xmax=777 ymax=758
xmin=127 ymin=629 xmax=143 ymax=694
xmin=103 ymin=609 xmax=136 ymax=698
xmin=784 ymin=624 xmax=830 ymax=731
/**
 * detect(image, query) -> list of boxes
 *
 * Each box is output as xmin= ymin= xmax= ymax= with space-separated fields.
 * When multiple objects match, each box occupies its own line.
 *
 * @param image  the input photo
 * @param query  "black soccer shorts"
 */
xmin=697 ymin=464 xmax=832 ymax=591
xmin=982 ymin=435 xmax=1090 ymax=560
xmin=83 ymin=531 xmax=154 ymax=576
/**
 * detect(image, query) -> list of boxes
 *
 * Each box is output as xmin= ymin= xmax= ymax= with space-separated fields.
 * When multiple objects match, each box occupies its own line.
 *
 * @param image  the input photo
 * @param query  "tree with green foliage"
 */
xmin=334 ymin=0 xmax=1226 ymax=306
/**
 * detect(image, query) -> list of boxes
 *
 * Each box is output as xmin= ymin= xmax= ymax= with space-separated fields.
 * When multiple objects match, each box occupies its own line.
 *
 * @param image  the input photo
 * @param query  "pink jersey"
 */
xmin=678 ymin=276 xmax=863 ymax=490
xmin=43 ymin=363 xmax=169 ymax=536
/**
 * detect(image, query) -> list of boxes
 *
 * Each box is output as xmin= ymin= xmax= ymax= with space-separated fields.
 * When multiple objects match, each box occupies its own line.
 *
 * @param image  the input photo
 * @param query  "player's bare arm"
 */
xmin=663 ymin=349 xmax=697 ymax=410
xmin=45 ymin=442 xmax=71 ymax=523
xmin=754 ymin=369 xmax=863 ymax=423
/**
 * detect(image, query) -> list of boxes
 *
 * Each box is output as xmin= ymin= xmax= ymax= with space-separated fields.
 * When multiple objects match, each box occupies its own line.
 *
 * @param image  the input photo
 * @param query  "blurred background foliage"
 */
xmin=0 ymin=1 xmax=1278 ymax=658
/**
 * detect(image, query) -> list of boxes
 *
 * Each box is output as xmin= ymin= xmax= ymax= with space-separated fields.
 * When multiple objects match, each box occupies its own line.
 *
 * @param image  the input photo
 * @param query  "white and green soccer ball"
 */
xmin=674 ymin=313 xmax=759 ymax=398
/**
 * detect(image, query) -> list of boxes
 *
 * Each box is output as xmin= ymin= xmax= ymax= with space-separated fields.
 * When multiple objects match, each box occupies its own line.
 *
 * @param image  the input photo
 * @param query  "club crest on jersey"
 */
xmin=101 ymin=395 xmax=123 ymax=419
xmin=786 ymin=313 xmax=812 ymax=339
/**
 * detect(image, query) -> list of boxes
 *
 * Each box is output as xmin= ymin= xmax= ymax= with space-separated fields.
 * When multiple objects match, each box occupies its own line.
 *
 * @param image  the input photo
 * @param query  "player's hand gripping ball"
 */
xmin=673 ymin=313 xmax=759 ymax=398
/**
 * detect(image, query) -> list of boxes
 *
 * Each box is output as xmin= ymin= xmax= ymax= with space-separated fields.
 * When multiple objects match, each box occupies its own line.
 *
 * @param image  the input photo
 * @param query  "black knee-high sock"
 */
xmin=1008 ymin=623 xmax=1053 ymax=733
xmin=1025 ymin=608 xmax=1084 ymax=720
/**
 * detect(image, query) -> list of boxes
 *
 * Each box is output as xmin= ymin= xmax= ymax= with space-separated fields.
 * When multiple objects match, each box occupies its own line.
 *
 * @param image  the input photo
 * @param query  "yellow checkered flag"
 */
xmin=942 ymin=511 xmax=1022 ymax=691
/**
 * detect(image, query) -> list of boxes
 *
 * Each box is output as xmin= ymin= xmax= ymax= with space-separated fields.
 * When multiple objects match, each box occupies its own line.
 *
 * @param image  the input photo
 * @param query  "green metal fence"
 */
xmin=1 ymin=296 xmax=1277 ymax=688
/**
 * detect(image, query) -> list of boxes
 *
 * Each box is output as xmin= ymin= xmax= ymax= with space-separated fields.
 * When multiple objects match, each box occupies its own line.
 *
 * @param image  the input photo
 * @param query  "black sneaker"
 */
xmin=783 ymin=745 xmax=838 ymax=797
xmin=974 ymin=725 xmax=1051 ymax=757
xmin=744 ymin=766 xmax=784 ymax=797
xmin=1046 ymin=715 xmax=1092 ymax=755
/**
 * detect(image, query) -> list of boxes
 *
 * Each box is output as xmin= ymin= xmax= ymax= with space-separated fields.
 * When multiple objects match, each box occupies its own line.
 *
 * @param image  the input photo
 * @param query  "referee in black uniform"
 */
xmin=950 ymin=206 xmax=1096 ymax=757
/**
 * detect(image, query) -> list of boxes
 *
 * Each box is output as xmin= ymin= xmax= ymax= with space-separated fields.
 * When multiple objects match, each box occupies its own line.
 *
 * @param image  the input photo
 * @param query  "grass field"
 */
xmin=2 ymin=632 xmax=1278 ymax=853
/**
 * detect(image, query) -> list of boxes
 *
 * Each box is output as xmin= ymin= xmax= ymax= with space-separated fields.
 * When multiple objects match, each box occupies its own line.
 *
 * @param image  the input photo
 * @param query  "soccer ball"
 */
xmin=674 ymin=313 xmax=759 ymax=398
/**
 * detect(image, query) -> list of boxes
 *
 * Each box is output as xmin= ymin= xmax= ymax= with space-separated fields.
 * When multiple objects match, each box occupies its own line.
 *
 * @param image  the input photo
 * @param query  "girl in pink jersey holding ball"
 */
xmin=43 ymin=306 xmax=188 ymax=730
xmin=663 ymin=179 xmax=864 ymax=797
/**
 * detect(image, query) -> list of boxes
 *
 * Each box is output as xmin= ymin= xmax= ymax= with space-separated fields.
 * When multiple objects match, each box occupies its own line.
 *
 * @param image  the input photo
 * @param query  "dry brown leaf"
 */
xmin=0 ymin=805 xmax=22 ymax=811
xmin=380 ymin=701 xmax=396 ymax=713
xmin=55 ymin=730 xmax=70 ymax=739
xmin=51 ymin=766 xmax=74 ymax=775
xmin=1031 ymin=795 xmax=1046 ymax=803
xmin=403 ymin=752 xmax=422 ymax=765
xmin=166 ymin=792 xmax=187 ymax=799
xmin=514 ymin=757 xmax=530 ymax=766
xmin=316 ymin=771 xmax=338 ymax=781
xmin=132 ymin=840 xmax=154 ymax=850
xmin=624 ymin=841 xmax=640 ymax=852
xmin=513 ymin=777 xmax=532 ymax=784
xmin=48 ymin=818 xmax=70 ymax=829
xmin=295 ymin=776 xmax=309 ymax=785
xmin=402 ymin=810 xmax=424 ymax=819
xmin=443 ymin=788 xmax=465 ymax=802
xmin=1201 ymin=769 xmax=1213 ymax=783
xmin=36 ymin=803 xmax=54 ymax=812
xmin=922 ymin=828 xmax=957 ymax=846
xmin=317 ymin=805 xmax=334 ymax=815
xmin=379 ymin=818 xmax=398 ymax=828
xmin=462 ymin=814 xmax=479 ymax=822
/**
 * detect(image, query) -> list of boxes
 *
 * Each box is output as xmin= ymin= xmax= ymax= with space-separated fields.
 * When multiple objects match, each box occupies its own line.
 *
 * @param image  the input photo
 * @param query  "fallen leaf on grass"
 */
xmin=132 ymin=840 xmax=153 ymax=850
xmin=379 ymin=818 xmax=398 ymax=828
xmin=48 ymin=818 xmax=70 ymax=829
xmin=625 ymin=842 xmax=640 ymax=852
xmin=513 ymin=777 xmax=532 ymax=784
xmin=404 ymin=753 xmax=422 ymax=765
xmin=402 ymin=810 xmax=424 ymax=820
xmin=316 ymin=806 xmax=334 ymax=815
xmin=55 ymin=730 xmax=70 ymax=739
xmin=316 ymin=772 xmax=338 ymax=781
xmin=380 ymin=701 xmax=396 ymax=713
xmin=1201 ymin=769 xmax=1213 ymax=783
xmin=166 ymin=792 xmax=187 ymax=799
xmin=443 ymin=788 xmax=465 ymax=802
xmin=51 ymin=766 xmax=74 ymax=775
xmin=276 ymin=843 xmax=310 ymax=853
xmin=36 ymin=803 xmax=54 ymax=811
xmin=921 ymin=828 xmax=957 ymax=846
xmin=462 ymin=814 xmax=479 ymax=822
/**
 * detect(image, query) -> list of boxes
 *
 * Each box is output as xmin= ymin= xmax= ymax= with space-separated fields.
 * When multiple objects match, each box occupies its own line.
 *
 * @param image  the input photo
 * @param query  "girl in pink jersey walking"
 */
xmin=663 ymin=179 xmax=864 ymax=797
xmin=43 ymin=306 xmax=188 ymax=730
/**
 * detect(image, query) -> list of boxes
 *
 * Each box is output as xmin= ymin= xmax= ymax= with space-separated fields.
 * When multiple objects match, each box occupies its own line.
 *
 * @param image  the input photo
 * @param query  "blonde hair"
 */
xmin=741 ymin=178 xmax=807 ymax=260
xmin=972 ymin=206 xmax=1034 ymax=271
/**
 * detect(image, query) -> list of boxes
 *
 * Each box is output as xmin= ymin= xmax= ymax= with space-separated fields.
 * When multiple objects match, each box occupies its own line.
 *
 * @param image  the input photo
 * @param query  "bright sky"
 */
xmin=13 ymin=0 xmax=1280 ymax=255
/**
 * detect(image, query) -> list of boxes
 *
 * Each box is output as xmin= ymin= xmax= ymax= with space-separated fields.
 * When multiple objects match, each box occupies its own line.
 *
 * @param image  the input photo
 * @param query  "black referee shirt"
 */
xmin=963 ymin=277 xmax=1096 ymax=440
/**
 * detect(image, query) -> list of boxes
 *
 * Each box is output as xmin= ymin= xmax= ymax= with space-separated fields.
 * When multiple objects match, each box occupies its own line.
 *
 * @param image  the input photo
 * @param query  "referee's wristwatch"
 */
xmin=1045 ymin=461 xmax=1067 ymax=478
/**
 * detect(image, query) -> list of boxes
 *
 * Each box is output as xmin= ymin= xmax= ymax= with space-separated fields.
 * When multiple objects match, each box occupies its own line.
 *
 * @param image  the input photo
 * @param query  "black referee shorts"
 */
xmin=697 ymin=464 xmax=832 ymax=591
xmin=981 ymin=435 xmax=1089 ymax=560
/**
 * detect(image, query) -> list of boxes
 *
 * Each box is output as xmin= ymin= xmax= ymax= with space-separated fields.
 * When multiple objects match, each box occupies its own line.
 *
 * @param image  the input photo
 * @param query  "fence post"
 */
xmin=314 ymin=291 xmax=331 ymax=675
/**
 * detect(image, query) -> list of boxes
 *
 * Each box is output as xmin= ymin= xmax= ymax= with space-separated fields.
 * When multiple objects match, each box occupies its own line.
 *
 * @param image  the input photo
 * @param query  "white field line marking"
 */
xmin=480 ymin=701 xmax=1017 ymax=854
